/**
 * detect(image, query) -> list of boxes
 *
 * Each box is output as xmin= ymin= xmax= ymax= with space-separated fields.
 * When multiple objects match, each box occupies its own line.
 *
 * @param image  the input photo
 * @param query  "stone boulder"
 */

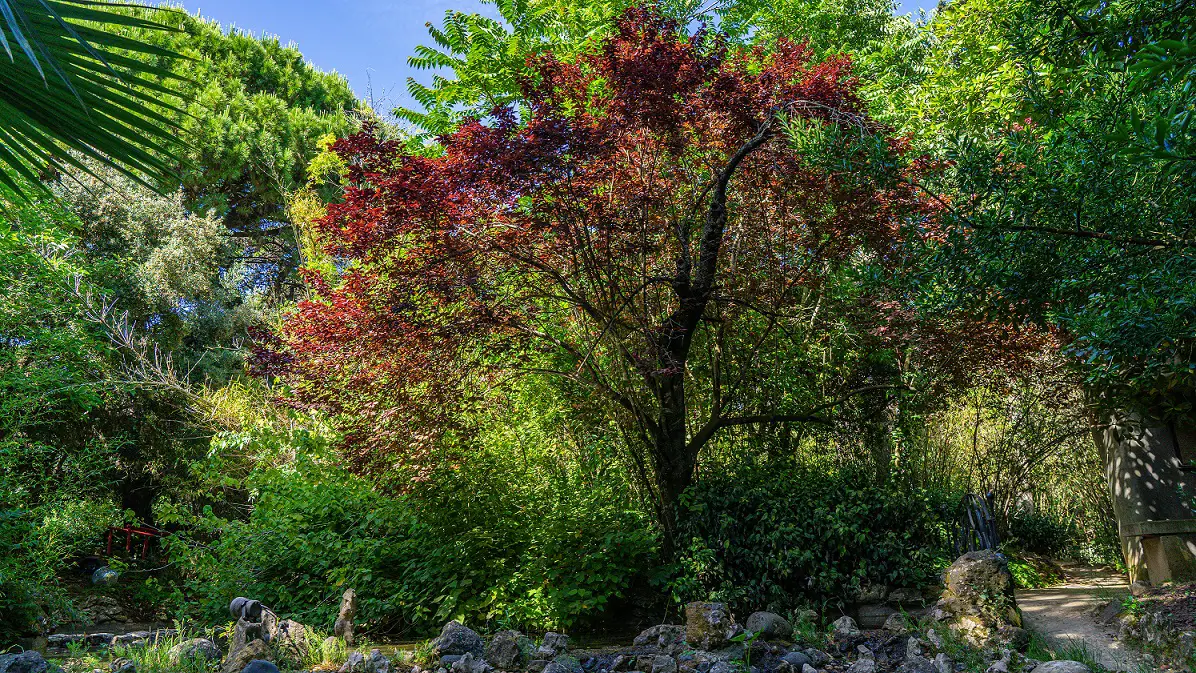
xmin=433 ymin=621 xmax=485 ymax=659
xmin=335 ymin=588 xmax=359 ymax=645
xmin=883 ymin=613 xmax=909 ymax=633
xmin=341 ymin=652 xmax=368 ymax=673
xmin=744 ymin=612 xmax=793 ymax=641
xmin=486 ymin=630 xmax=533 ymax=670
xmin=830 ymin=616 xmax=861 ymax=639
xmin=684 ymin=602 xmax=735 ymax=650
xmin=223 ymin=639 xmax=271 ymax=673
xmin=110 ymin=659 xmax=135 ymax=673
xmin=1029 ymin=663 xmax=1091 ymax=673
xmin=242 ymin=662 xmax=280 ymax=673
xmin=0 ymin=651 xmax=50 ymax=673
xmin=896 ymin=655 xmax=936 ymax=673
xmin=451 ymin=653 xmax=493 ymax=673
xmin=933 ymin=551 xmax=1023 ymax=648
xmin=537 ymin=633 xmax=569 ymax=659
xmin=170 ymin=638 xmax=221 ymax=664
xmin=633 ymin=625 xmax=684 ymax=649
xmin=266 ymin=618 xmax=310 ymax=664
xmin=368 ymin=649 xmax=392 ymax=673
xmin=648 ymin=656 xmax=676 ymax=673
xmin=777 ymin=651 xmax=811 ymax=672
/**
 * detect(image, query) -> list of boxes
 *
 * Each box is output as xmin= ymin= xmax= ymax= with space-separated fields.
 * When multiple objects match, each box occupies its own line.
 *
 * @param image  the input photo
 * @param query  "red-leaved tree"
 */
xmin=267 ymin=6 xmax=945 ymax=549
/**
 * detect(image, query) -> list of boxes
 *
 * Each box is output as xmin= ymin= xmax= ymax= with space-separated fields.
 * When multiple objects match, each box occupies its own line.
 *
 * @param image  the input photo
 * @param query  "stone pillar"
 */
xmin=1094 ymin=415 xmax=1196 ymax=583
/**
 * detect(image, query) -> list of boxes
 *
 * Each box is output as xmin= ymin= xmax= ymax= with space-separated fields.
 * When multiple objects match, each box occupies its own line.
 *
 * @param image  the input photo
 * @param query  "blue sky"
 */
xmin=183 ymin=1 xmax=939 ymax=110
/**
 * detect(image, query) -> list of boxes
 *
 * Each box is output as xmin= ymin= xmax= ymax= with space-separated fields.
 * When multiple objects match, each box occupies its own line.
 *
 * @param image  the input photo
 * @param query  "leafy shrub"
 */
xmin=0 ymin=500 xmax=119 ymax=640
xmin=672 ymin=457 xmax=954 ymax=616
xmin=164 ymin=426 xmax=656 ymax=634
xmin=1006 ymin=509 xmax=1078 ymax=558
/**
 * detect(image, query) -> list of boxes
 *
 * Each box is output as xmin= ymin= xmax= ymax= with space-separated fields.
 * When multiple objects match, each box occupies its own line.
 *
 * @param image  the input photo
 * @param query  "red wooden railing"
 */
xmin=105 ymin=525 xmax=169 ymax=558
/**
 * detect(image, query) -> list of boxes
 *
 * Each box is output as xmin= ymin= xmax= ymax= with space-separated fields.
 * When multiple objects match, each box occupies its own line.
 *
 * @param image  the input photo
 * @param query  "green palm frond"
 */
xmin=0 ymin=0 xmax=185 ymax=201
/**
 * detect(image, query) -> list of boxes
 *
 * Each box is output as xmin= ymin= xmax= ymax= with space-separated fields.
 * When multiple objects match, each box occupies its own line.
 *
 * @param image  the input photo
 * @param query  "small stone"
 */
xmin=650 ymin=656 xmax=677 ymax=673
xmin=830 ymin=616 xmax=860 ymax=638
xmin=926 ymin=629 xmax=944 ymax=649
xmin=986 ymin=661 xmax=1009 ymax=673
xmin=542 ymin=663 xmax=570 ymax=673
xmin=242 ymin=662 xmax=280 ymax=673
xmin=847 ymin=658 xmax=876 ymax=673
xmin=528 ymin=660 xmax=549 ymax=673
xmin=801 ymin=667 xmax=816 ymax=673
xmin=932 ymin=654 xmax=952 ymax=673
xmin=884 ymin=613 xmax=909 ymax=633
xmin=110 ymin=660 xmax=135 ymax=673
xmin=1029 ymin=663 xmax=1091 ymax=673
xmin=856 ymin=645 xmax=873 ymax=660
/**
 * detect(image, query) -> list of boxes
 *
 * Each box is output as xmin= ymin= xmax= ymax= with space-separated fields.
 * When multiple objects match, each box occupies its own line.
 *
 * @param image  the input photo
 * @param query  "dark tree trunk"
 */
xmin=651 ymin=373 xmax=698 ymax=559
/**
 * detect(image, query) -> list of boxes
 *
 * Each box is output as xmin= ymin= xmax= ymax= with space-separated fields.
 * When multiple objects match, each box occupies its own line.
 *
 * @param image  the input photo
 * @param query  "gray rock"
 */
xmin=897 ymin=655 xmax=936 ymax=673
xmin=242 ymin=662 xmax=280 ymax=673
xmin=800 ymin=667 xmax=816 ymax=673
xmin=856 ymin=645 xmax=874 ymax=660
xmin=649 ymin=656 xmax=676 ymax=673
xmin=634 ymin=625 xmax=684 ymax=649
xmin=986 ymin=661 xmax=1009 ymax=673
xmin=883 ymin=613 xmax=909 ymax=633
xmin=684 ymin=602 xmax=735 ymax=650
xmin=537 ymin=633 xmax=569 ymax=659
xmin=745 ymin=612 xmax=793 ymax=641
xmin=1029 ymin=663 xmax=1091 ymax=673
xmin=802 ymin=649 xmax=829 ymax=666
xmin=451 ymin=653 xmax=493 ymax=673
xmin=267 ymin=618 xmax=310 ymax=663
xmin=708 ymin=663 xmax=732 ymax=673
xmin=905 ymin=636 xmax=923 ymax=659
xmin=222 ymin=638 xmax=271 ymax=673
xmin=542 ymin=663 xmax=570 ymax=673
xmin=932 ymin=654 xmax=952 ymax=673
xmin=778 ymin=651 xmax=811 ymax=670
xmin=369 ymin=649 xmax=392 ymax=673
xmin=110 ymin=659 xmax=135 ymax=673
xmin=527 ymin=661 xmax=548 ymax=673
xmin=830 ymin=616 xmax=860 ymax=639
xmin=847 ymin=658 xmax=876 ymax=673
xmin=486 ymin=630 xmax=532 ymax=670
xmin=0 ymin=652 xmax=51 ymax=673
xmin=91 ymin=566 xmax=119 ymax=586
xmin=433 ymin=621 xmax=485 ymax=659
xmin=334 ymin=588 xmax=359 ymax=646
xmin=442 ymin=657 xmax=465 ymax=667
xmin=610 ymin=656 xmax=635 ymax=672
xmin=341 ymin=652 xmax=369 ymax=673
xmin=170 ymin=637 xmax=221 ymax=664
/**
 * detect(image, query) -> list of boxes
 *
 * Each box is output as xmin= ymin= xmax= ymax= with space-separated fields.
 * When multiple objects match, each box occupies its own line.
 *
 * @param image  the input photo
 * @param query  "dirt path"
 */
xmin=1016 ymin=563 xmax=1144 ymax=672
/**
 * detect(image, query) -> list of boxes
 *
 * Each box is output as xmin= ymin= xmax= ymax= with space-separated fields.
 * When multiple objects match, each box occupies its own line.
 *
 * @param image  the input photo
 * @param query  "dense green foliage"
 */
xmin=3 ymin=0 xmax=1186 ymax=644
xmin=674 ymin=459 xmax=952 ymax=616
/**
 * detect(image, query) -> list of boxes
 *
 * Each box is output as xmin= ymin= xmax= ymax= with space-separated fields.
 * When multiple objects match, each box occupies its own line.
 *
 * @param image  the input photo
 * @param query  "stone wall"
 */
xmin=1093 ymin=416 xmax=1196 ymax=583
